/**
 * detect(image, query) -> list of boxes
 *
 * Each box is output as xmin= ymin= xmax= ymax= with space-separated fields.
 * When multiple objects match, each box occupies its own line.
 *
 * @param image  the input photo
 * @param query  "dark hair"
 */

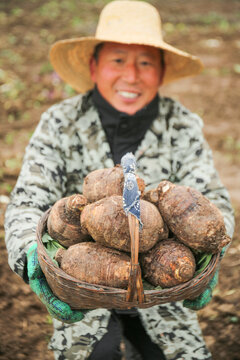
xmin=160 ymin=49 xmax=165 ymax=69
xmin=92 ymin=43 xmax=105 ymax=63
xmin=159 ymin=49 xmax=165 ymax=84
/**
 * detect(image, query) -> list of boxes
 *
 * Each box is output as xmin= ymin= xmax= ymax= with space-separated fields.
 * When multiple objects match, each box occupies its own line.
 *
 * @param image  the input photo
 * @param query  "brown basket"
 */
xmin=37 ymin=208 xmax=220 ymax=310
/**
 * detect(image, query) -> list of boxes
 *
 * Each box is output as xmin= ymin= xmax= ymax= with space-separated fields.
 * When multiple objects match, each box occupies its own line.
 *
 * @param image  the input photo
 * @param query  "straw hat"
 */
xmin=50 ymin=0 xmax=203 ymax=93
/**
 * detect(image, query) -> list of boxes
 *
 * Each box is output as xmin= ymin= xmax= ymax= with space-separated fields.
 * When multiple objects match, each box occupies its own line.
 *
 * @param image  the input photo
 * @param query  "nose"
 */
xmin=122 ymin=63 xmax=138 ymax=83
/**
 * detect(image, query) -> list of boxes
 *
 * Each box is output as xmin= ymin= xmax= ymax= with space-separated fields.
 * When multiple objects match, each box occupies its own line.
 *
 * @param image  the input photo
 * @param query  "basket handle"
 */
xmin=126 ymin=214 xmax=145 ymax=304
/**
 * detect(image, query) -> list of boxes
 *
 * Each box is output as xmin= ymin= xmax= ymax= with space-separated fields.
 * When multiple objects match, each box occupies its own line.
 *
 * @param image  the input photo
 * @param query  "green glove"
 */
xmin=183 ymin=270 xmax=219 ymax=310
xmin=27 ymin=243 xmax=85 ymax=323
xmin=183 ymin=245 xmax=228 ymax=310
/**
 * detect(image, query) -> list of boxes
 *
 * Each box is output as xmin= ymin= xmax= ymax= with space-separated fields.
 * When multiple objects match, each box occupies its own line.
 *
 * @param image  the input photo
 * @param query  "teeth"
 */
xmin=118 ymin=91 xmax=138 ymax=99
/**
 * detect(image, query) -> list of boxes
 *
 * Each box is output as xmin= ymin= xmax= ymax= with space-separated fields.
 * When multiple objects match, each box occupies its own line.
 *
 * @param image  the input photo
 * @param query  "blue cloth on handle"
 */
xmin=121 ymin=153 xmax=143 ymax=228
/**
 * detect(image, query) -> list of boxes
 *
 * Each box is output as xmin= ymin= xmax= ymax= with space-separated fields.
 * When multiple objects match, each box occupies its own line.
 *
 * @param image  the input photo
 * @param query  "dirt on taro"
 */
xmin=0 ymin=0 xmax=239 ymax=359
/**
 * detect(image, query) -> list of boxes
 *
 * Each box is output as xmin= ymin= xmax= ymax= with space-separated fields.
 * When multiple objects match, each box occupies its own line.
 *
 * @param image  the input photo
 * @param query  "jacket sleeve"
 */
xmin=169 ymin=104 xmax=235 ymax=239
xmin=4 ymin=108 xmax=68 ymax=282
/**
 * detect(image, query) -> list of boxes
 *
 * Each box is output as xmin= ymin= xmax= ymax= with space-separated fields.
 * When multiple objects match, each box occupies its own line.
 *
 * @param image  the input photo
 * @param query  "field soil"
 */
xmin=0 ymin=1 xmax=239 ymax=359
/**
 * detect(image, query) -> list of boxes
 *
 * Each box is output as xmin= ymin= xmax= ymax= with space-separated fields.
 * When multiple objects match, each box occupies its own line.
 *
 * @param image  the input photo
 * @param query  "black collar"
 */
xmin=92 ymin=86 xmax=159 ymax=164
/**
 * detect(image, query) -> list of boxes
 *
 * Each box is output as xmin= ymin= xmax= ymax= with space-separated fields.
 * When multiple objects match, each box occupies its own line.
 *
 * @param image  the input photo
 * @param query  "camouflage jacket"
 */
xmin=4 ymin=91 xmax=235 ymax=359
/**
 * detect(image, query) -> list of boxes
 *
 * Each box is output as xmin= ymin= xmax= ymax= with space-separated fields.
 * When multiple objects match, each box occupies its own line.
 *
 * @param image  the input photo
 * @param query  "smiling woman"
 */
xmin=89 ymin=43 xmax=162 ymax=114
xmin=3 ymin=1 xmax=236 ymax=360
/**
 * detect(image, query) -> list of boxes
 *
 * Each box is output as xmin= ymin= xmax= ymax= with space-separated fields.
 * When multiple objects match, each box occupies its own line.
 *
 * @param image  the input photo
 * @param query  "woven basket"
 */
xmin=37 ymin=208 xmax=220 ymax=310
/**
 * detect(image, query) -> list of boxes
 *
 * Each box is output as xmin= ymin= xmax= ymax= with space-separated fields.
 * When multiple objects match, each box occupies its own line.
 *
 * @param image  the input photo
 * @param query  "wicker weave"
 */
xmin=37 ymin=208 xmax=220 ymax=310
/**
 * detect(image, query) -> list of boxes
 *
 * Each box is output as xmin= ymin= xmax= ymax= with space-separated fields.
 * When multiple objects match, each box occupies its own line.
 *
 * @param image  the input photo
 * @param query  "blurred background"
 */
xmin=0 ymin=0 xmax=239 ymax=359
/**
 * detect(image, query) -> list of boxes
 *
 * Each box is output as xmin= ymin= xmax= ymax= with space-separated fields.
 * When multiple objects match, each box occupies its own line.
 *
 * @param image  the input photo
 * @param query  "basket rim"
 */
xmin=37 ymin=208 xmax=220 ymax=297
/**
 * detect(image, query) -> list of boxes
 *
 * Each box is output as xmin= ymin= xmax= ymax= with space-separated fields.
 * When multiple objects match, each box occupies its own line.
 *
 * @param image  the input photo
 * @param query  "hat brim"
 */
xmin=50 ymin=37 xmax=204 ymax=93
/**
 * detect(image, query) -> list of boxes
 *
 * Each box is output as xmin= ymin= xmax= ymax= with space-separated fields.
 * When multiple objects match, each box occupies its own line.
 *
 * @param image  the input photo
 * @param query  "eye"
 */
xmin=113 ymin=58 xmax=124 ymax=64
xmin=140 ymin=60 xmax=152 ymax=66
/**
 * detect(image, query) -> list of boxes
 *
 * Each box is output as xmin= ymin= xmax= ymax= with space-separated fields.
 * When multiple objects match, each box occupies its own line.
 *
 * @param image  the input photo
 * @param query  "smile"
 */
xmin=117 ymin=91 xmax=139 ymax=99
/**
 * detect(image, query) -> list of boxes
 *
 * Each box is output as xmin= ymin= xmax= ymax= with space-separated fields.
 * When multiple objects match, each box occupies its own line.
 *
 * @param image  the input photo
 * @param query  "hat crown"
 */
xmin=96 ymin=0 xmax=163 ymax=46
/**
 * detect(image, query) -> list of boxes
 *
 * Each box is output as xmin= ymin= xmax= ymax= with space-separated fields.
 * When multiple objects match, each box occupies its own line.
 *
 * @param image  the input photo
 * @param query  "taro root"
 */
xmin=157 ymin=181 xmax=231 ymax=253
xmin=81 ymin=195 xmax=168 ymax=253
xmin=141 ymin=239 xmax=196 ymax=288
xmin=82 ymin=165 xmax=145 ymax=203
xmin=47 ymin=194 xmax=90 ymax=247
xmin=55 ymin=242 xmax=131 ymax=289
xmin=142 ymin=188 xmax=159 ymax=205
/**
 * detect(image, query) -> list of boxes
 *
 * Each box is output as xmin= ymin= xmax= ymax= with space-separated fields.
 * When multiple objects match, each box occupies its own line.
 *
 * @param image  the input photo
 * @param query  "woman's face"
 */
xmin=90 ymin=42 xmax=162 ymax=115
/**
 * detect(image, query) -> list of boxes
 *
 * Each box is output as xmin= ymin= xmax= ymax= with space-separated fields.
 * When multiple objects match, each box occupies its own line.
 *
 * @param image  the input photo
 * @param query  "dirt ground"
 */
xmin=0 ymin=0 xmax=239 ymax=359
